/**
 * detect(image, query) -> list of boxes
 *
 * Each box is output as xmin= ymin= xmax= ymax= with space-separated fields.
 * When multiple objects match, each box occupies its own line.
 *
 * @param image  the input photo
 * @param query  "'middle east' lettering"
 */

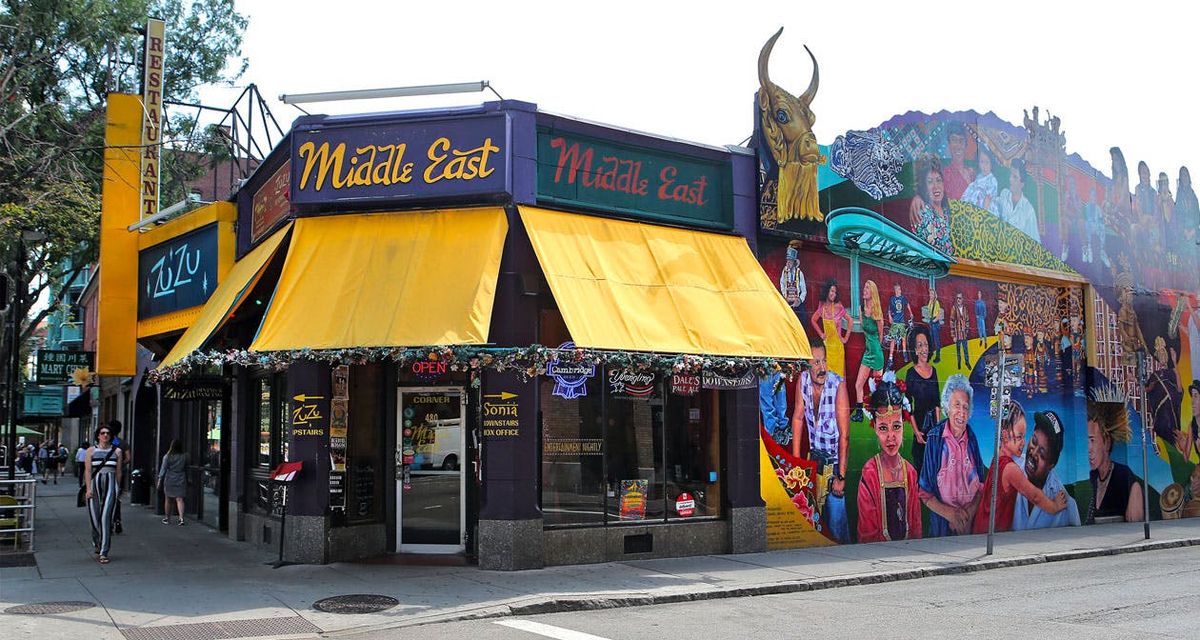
xmin=296 ymin=137 xmax=499 ymax=192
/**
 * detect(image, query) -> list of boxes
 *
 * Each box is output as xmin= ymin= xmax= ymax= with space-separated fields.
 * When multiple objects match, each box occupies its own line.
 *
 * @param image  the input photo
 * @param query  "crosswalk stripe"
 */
xmin=494 ymin=618 xmax=613 ymax=640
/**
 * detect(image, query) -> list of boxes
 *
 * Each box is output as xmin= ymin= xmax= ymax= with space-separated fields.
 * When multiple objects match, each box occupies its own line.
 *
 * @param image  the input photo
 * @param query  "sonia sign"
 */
xmin=536 ymin=126 xmax=733 ymax=229
xmin=291 ymin=114 xmax=509 ymax=206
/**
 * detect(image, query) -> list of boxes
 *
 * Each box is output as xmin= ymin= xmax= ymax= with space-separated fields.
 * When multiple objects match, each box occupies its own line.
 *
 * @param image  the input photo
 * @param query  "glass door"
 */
xmin=200 ymin=399 xmax=223 ymax=529
xmin=396 ymin=388 xmax=465 ymax=553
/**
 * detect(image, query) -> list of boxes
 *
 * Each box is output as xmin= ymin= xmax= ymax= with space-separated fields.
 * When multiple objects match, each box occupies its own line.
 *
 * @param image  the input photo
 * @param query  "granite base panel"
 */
xmin=241 ymin=511 xmax=327 ymax=563
xmin=478 ymin=519 xmax=544 ymax=571
xmin=227 ymin=501 xmax=245 ymax=542
xmin=328 ymin=523 xmax=387 ymax=562
xmin=728 ymin=505 xmax=767 ymax=554
xmin=544 ymin=520 xmax=728 ymax=566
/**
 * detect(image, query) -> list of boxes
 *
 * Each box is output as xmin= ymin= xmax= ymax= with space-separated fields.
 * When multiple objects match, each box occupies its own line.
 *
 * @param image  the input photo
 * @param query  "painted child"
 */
xmin=961 ymin=148 xmax=1000 ymax=216
xmin=972 ymin=401 xmax=1068 ymax=533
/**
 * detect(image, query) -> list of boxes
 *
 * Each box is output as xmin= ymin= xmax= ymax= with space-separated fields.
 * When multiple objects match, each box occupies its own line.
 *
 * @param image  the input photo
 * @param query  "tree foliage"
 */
xmin=0 ymin=0 xmax=248 ymax=351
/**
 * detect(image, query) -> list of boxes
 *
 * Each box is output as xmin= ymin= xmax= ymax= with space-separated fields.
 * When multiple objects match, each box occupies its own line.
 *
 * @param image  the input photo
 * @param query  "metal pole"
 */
xmin=986 ymin=339 xmax=1006 ymax=555
xmin=6 ymin=235 xmax=23 ymax=480
xmin=1137 ymin=351 xmax=1150 ymax=540
xmin=155 ymin=383 xmax=162 ymax=514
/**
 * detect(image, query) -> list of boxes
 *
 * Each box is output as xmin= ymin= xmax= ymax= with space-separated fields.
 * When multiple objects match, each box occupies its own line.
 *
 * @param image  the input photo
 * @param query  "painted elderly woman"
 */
xmin=857 ymin=382 xmax=923 ymax=543
xmin=918 ymin=374 xmax=985 ymax=536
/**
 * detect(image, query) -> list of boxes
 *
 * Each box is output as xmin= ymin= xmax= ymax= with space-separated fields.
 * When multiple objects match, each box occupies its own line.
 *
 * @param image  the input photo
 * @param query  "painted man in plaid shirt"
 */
xmin=790 ymin=341 xmax=850 ymax=498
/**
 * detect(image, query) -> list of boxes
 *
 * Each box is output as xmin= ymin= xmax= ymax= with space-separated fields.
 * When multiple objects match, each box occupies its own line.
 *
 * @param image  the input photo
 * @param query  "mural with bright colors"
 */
xmin=754 ymin=35 xmax=1199 ymax=548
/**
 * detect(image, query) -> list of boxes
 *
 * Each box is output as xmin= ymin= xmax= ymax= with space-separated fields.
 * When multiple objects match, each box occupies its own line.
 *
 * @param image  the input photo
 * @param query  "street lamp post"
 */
xmin=5 ymin=230 xmax=44 ymax=479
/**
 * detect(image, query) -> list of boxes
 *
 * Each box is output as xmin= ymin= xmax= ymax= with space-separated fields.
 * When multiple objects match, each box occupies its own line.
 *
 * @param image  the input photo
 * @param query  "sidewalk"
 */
xmin=3 ymin=481 xmax=1198 ymax=639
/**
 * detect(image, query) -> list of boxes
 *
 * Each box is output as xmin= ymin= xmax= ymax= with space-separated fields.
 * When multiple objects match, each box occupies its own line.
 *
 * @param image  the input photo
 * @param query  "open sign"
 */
xmin=411 ymin=360 xmax=448 ymax=377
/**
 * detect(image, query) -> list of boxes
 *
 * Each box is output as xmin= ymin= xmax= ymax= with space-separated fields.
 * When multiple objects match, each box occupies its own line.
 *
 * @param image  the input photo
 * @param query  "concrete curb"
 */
xmin=321 ymin=535 xmax=1200 ymax=636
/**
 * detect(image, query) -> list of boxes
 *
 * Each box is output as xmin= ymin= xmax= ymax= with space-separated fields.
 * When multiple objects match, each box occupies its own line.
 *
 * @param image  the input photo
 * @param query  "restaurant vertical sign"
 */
xmin=141 ymin=17 xmax=165 ymax=221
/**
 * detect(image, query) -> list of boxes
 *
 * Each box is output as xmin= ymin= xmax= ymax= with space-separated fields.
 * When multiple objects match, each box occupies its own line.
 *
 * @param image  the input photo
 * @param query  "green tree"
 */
xmin=0 ymin=0 xmax=247 ymax=414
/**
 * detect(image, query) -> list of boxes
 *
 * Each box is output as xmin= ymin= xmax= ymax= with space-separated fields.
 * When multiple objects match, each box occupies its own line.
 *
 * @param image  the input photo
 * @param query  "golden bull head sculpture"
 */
xmin=758 ymin=27 xmax=824 ymax=223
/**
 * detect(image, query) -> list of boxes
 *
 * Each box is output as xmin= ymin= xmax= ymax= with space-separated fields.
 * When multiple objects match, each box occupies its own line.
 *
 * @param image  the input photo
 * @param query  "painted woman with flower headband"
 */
xmin=857 ymin=381 xmax=922 ymax=543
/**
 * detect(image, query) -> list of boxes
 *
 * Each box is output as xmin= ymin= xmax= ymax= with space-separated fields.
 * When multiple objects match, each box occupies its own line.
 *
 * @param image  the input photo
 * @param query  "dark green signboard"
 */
xmin=536 ymin=127 xmax=733 ymax=229
xmin=35 ymin=350 xmax=94 ymax=385
xmin=23 ymin=386 xmax=65 ymax=417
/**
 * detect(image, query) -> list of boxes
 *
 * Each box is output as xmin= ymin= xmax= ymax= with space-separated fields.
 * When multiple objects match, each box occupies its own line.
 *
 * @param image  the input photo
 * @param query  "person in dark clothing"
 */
xmin=904 ymin=326 xmax=940 ymax=473
xmin=1085 ymin=403 xmax=1144 ymax=523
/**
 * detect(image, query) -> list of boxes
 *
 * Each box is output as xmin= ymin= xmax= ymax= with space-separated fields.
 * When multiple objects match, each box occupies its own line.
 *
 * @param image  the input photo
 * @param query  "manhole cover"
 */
xmin=312 ymin=594 xmax=398 ymax=614
xmin=6 ymin=601 xmax=96 ymax=615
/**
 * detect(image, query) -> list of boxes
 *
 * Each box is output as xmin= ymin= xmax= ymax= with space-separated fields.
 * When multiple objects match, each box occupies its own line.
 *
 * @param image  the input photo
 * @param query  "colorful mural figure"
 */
xmin=972 ymin=401 xmax=1068 ymax=534
xmin=1085 ymin=402 xmax=1144 ymax=524
xmin=810 ymin=280 xmax=849 ymax=378
xmin=756 ymin=28 xmax=823 ymax=224
xmin=789 ymin=340 xmax=850 ymax=542
xmin=778 ymin=240 xmax=807 ymax=319
xmin=755 ymin=87 xmax=1198 ymax=547
xmin=856 ymin=382 xmax=922 ymax=542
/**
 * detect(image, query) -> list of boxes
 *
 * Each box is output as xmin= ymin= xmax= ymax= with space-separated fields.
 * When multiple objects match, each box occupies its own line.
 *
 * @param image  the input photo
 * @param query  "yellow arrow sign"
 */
xmin=483 ymin=392 xmax=518 ymax=401
xmin=293 ymin=394 xmax=325 ymax=402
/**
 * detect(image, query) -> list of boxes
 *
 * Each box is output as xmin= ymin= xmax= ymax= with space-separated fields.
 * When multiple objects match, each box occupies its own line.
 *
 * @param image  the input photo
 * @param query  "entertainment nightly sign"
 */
xmin=536 ymin=126 xmax=733 ymax=229
xmin=290 ymin=114 xmax=509 ymax=206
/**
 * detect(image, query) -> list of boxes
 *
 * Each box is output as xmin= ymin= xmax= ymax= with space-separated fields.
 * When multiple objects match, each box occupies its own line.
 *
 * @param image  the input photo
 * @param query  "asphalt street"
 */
xmin=359 ymin=546 xmax=1200 ymax=640
xmin=3 ymin=481 xmax=1198 ymax=639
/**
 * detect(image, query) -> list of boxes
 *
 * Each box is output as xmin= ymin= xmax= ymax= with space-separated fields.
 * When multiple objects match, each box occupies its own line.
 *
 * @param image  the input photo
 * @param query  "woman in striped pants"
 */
xmin=85 ymin=426 xmax=123 ymax=564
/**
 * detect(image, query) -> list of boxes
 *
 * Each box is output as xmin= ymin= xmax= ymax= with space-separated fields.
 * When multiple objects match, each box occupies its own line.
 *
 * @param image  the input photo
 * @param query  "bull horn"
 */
xmin=800 ymin=45 xmax=819 ymax=106
xmin=758 ymin=27 xmax=784 ymax=90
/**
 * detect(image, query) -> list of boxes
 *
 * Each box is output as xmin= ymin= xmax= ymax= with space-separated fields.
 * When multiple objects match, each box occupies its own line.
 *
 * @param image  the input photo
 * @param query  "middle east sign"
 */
xmin=290 ymin=114 xmax=509 ymax=206
xmin=536 ymin=125 xmax=734 ymax=229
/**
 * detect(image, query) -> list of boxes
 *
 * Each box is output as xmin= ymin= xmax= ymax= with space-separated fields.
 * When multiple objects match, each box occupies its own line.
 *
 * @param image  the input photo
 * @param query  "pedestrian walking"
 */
xmin=37 ymin=442 xmax=50 ymax=482
xmin=106 ymin=420 xmax=126 ymax=534
xmin=157 ymin=439 xmax=189 ymax=526
xmin=75 ymin=441 xmax=89 ymax=486
xmin=54 ymin=442 xmax=68 ymax=484
xmin=85 ymin=426 xmax=123 ymax=564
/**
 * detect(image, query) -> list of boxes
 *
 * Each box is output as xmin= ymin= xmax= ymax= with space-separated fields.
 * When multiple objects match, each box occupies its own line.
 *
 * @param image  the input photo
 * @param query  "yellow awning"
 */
xmin=160 ymin=223 xmax=293 ymax=368
xmin=519 ymin=206 xmax=811 ymax=359
xmin=250 ymin=208 xmax=508 ymax=351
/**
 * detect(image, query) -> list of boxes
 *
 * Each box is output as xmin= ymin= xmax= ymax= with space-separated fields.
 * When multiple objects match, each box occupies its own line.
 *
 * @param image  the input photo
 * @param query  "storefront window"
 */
xmin=540 ymin=375 xmax=604 ymax=526
xmin=252 ymin=373 xmax=287 ymax=468
xmin=256 ymin=377 xmax=271 ymax=467
xmin=604 ymin=375 xmax=664 ymax=522
xmin=665 ymin=390 xmax=721 ymax=519
xmin=540 ymin=368 xmax=721 ymax=527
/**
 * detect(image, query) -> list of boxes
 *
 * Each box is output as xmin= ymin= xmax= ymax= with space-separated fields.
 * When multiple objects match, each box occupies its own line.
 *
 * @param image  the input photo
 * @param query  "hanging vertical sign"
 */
xmin=141 ymin=17 xmax=166 ymax=221
xmin=329 ymin=365 xmax=349 ymax=511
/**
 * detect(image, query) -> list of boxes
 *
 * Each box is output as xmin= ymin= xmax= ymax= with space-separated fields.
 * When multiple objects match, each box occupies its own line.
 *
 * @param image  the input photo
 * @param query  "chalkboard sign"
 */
xmin=352 ymin=462 xmax=376 ymax=519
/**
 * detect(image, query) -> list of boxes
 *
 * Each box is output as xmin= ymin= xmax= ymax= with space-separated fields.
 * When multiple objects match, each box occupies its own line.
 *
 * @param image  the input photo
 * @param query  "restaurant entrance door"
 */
xmin=396 ymin=387 xmax=465 ymax=553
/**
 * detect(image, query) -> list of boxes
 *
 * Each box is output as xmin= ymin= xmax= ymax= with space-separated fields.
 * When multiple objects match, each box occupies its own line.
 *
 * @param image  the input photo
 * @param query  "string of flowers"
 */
xmin=145 ymin=344 xmax=805 ymax=385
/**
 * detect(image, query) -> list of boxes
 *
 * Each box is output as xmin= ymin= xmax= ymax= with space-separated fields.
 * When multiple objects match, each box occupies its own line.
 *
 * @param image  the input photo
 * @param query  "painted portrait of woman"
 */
xmin=909 ymin=154 xmax=954 ymax=256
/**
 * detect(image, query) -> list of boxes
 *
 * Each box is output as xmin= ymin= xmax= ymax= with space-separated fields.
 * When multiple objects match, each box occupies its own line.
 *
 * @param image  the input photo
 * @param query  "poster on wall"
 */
xmin=619 ymin=479 xmax=648 ymax=521
xmin=329 ymin=366 xmax=349 ymax=509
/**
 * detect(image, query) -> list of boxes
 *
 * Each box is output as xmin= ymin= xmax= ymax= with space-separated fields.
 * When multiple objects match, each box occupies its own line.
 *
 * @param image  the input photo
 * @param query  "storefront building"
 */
xmin=143 ymin=100 xmax=811 ymax=569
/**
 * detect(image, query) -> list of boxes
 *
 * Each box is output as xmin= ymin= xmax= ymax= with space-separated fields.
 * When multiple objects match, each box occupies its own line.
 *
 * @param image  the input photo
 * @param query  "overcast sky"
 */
xmin=197 ymin=0 xmax=1199 ymax=182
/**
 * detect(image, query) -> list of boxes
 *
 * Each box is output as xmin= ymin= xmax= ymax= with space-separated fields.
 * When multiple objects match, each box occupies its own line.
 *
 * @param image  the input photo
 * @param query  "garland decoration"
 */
xmin=146 ymin=344 xmax=805 ymax=386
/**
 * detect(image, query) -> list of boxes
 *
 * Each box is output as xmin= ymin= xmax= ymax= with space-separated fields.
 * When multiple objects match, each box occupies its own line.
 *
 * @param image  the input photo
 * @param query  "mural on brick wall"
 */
xmin=754 ymin=32 xmax=1199 ymax=548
